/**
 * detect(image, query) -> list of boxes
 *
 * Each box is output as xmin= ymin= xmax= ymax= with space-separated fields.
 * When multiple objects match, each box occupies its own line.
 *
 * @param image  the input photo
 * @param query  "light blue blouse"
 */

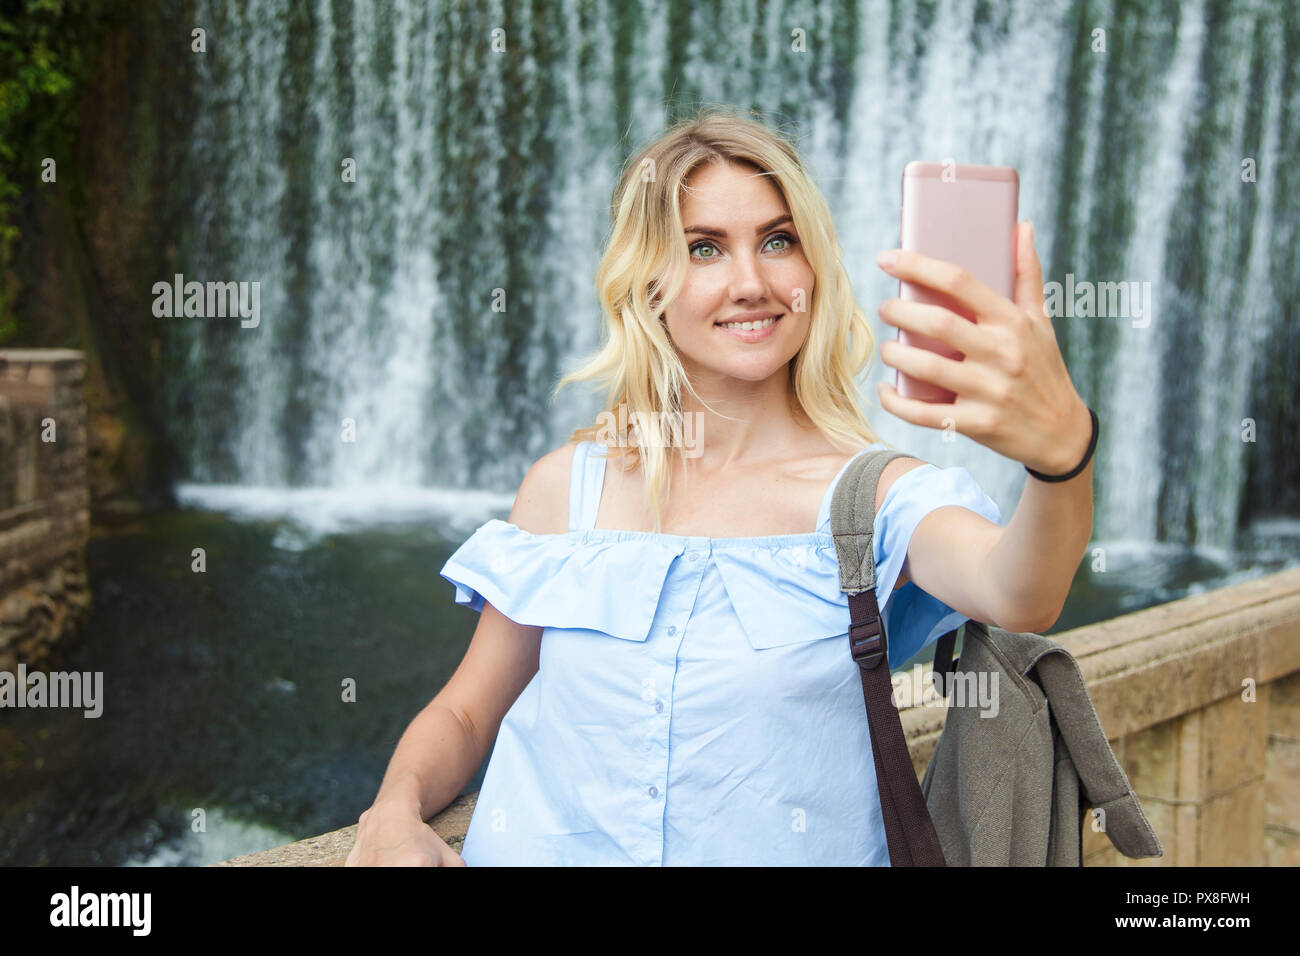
xmin=438 ymin=440 xmax=1002 ymax=866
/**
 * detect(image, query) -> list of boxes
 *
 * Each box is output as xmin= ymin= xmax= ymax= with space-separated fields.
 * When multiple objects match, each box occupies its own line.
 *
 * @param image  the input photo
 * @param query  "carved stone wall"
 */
xmin=0 ymin=350 xmax=91 ymax=671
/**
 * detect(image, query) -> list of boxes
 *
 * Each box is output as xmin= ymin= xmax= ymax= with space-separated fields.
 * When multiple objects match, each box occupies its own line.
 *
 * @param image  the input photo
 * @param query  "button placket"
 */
xmin=638 ymin=540 xmax=706 ymax=852
xmin=665 ymin=542 xmax=707 ymax=639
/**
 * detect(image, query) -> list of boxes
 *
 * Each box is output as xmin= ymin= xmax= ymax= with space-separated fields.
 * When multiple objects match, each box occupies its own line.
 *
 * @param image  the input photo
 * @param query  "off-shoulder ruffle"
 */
xmin=710 ymin=542 xmax=847 ymax=648
xmin=439 ymin=461 xmax=1001 ymax=667
xmin=439 ymin=519 xmax=686 ymax=642
xmin=710 ymin=462 xmax=1001 ymax=662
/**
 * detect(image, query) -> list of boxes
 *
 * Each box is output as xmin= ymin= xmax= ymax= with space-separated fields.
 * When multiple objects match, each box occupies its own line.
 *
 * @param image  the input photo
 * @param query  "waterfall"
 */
xmin=168 ymin=0 xmax=1298 ymax=551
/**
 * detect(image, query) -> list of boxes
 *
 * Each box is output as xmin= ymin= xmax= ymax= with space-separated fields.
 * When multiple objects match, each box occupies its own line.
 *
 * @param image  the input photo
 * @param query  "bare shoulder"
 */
xmin=874 ymin=453 xmax=929 ymax=514
xmin=865 ymin=452 xmax=929 ymax=591
xmin=507 ymin=441 xmax=581 ymax=535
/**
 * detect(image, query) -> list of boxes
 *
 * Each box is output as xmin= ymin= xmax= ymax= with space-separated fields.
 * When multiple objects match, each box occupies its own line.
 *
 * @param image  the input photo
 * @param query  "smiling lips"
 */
xmin=716 ymin=313 xmax=783 ymax=341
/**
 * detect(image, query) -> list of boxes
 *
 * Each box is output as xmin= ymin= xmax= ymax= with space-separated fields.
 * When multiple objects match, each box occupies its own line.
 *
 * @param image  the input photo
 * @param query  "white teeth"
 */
xmin=718 ymin=316 xmax=779 ymax=331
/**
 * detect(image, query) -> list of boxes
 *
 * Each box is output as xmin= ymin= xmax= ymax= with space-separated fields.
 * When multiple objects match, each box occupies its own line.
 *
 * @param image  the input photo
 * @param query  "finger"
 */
xmin=1014 ymin=220 xmax=1047 ymax=321
xmin=880 ymin=339 xmax=985 ymax=400
xmin=877 ymin=297 xmax=994 ymax=360
xmin=877 ymin=248 xmax=1008 ymax=323
xmin=876 ymin=379 xmax=975 ymax=431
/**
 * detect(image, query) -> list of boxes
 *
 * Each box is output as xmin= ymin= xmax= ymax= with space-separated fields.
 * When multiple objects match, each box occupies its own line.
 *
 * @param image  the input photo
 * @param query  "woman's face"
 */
xmin=661 ymin=160 xmax=814 ymax=384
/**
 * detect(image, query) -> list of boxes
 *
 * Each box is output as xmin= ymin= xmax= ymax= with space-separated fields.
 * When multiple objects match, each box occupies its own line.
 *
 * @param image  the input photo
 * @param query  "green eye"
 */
xmin=688 ymin=232 xmax=798 ymax=261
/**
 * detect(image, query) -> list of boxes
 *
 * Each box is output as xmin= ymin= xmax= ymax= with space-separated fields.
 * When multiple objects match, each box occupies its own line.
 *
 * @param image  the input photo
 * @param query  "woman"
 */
xmin=347 ymin=107 xmax=1095 ymax=866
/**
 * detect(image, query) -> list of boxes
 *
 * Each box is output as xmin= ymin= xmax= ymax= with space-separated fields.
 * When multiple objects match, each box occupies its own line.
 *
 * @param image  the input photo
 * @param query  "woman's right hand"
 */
xmin=345 ymin=802 xmax=467 ymax=867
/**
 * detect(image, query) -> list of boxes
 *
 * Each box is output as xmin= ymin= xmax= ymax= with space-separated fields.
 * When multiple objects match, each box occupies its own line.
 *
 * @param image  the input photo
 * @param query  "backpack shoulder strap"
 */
xmin=829 ymin=449 xmax=911 ymax=593
xmin=832 ymin=449 xmax=963 ymax=690
xmin=829 ymin=447 xmax=947 ymax=866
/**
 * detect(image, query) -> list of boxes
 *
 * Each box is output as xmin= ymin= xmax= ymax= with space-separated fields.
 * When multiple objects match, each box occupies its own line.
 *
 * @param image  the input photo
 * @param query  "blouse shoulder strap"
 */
xmin=568 ymin=440 xmax=609 ymax=532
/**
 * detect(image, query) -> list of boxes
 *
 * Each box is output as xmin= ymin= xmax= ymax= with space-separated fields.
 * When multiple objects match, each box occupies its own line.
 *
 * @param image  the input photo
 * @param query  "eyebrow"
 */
xmin=682 ymin=213 xmax=793 ymax=239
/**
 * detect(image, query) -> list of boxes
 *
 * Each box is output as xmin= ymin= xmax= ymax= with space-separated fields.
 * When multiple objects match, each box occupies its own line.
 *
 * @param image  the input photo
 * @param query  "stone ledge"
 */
xmin=217 ymin=564 xmax=1300 ymax=866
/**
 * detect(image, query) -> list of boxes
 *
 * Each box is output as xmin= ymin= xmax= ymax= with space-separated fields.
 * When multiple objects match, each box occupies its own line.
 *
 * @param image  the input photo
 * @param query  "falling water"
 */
xmin=10 ymin=0 xmax=1296 ymax=867
xmin=167 ymin=0 xmax=1299 ymax=552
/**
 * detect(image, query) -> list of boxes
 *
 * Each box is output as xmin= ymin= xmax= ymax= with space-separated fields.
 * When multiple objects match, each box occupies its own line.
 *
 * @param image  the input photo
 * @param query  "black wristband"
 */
xmin=1025 ymin=406 xmax=1098 ymax=482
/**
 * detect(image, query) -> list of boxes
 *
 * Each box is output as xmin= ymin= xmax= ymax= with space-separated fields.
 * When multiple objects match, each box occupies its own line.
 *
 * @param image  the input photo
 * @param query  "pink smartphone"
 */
xmin=895 ymin=161 xmax=1019 ymax=403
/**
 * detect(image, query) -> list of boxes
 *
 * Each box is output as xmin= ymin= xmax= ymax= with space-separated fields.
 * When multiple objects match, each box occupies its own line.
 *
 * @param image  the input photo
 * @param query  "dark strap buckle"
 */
xmin=850 ymin=614 xmax=885 ymax=669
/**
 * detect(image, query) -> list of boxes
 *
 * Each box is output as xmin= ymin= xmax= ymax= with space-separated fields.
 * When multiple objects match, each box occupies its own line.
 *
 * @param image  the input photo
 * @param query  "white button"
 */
xmin=688 ymin=552 xmax=700 ymax=562
xmin=648 ymin=785 xmax=659 ymax=797
xmin=667 ymin=625 xmax=677 ymax=635
xmin=655 ymin=700 xmax=664 ymax=713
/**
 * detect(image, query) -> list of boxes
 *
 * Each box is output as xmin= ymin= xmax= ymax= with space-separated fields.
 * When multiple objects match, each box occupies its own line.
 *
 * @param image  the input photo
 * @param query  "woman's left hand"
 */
xmin=874 ymin=221 xmax=1093 ymax=475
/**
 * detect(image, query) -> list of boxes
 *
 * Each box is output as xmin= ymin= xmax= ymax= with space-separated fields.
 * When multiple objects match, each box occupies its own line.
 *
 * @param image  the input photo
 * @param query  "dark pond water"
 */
xmin=2 ymin=505 xmax=1296 ymax=866
xmin=0 ymin=507 xmax=490 ymax=866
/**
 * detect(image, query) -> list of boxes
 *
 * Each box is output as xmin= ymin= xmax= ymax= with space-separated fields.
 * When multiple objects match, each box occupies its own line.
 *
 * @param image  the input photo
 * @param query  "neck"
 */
xmin=674 ymin=364 xmax=811 ymax=471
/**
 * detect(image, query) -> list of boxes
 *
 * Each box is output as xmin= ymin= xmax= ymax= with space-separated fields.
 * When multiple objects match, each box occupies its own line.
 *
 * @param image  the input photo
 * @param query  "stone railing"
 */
xmin=215 ymin=564 xmax=1300 ymax=866
xmin=0 ymin=349 xmax=91 ymax=671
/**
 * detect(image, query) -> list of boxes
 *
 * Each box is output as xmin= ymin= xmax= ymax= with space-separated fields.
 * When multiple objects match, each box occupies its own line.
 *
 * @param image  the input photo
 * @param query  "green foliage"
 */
xmin=0 ymin=0 xmax=110 ymax=342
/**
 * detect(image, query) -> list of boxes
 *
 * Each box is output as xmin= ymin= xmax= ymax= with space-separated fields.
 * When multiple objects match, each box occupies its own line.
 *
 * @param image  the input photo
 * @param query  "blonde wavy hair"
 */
xmin=554 ymin=105 xmax=888 ymax=533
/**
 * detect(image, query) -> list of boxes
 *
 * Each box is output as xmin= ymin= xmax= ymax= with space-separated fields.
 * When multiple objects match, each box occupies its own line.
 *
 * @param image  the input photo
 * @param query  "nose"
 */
xmin=727 ymin=249 xmax=771 ymax=303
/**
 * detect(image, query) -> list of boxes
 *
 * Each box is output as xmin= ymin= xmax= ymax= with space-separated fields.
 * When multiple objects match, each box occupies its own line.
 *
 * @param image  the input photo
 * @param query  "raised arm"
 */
xmin=872 ymin=222 xmax=1095 ymax=633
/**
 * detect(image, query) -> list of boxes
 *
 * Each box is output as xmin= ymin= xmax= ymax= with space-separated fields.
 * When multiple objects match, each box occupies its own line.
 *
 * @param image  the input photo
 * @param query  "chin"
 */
xmin=693 ymin=356 xmax=795 ymax=384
